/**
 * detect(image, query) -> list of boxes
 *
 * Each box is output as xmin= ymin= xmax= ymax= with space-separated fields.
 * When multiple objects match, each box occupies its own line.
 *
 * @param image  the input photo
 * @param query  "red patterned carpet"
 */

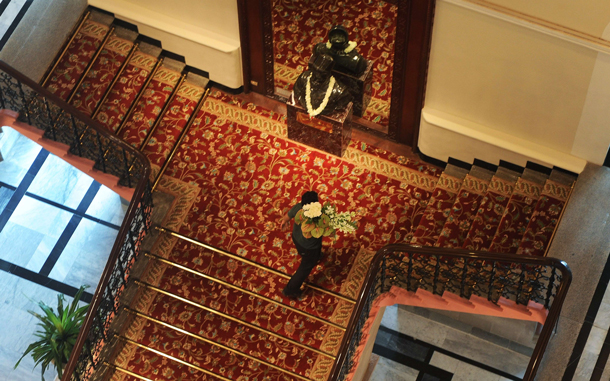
xmin=45 ymin=20 xmax=110 ymax=101
xmin=42 ymin=17 xmax=576 ymax=380
xmin=272 ymin=0 xmax=396 ymax=126
xmin=70 ymin=35 xmax=133 ymax=115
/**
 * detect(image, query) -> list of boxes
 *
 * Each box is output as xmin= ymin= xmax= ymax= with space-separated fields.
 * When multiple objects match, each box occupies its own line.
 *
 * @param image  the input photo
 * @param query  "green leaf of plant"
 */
xmin=311 ymin=226 xmax=324 ymax=238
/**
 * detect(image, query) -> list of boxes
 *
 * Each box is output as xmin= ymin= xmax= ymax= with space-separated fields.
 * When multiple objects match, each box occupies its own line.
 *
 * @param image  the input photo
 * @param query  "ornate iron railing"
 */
xmin=328 ymin=244 xmax=571 ymax=381
xmin=0 ymin=61 xmax=153 ymax=381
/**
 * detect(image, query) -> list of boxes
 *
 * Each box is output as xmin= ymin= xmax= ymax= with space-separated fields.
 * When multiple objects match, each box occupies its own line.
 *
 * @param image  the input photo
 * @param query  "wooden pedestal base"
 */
xmin=287 ymin=96 xmax=352 ymax=157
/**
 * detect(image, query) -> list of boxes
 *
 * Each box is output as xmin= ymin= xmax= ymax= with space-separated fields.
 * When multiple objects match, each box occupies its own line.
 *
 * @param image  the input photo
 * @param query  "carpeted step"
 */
xmin=135 ymin=292 xmax=325 ymax=377
xmin=462 ymin=165 xmax=521 ymax=251
xmin=44 ymin=18 xmax=111 ymax=101
xmin=410 ymin=164 xmax=468 ymax=246
xmin=118 ymin=61 xmax=184 ymax=148
xmin=347 ymin=140 xmax=442 ymax=177
xmin=517 ymin=169 xmax=576 ymax=256
xmin=161 ymin=89 xmax=431 ymax=294
xmin=159 ymin=239 xmax=353 ymax=326
xmin=488 ymin=167 xmax=548 ymax=253
xmin=69 ymin=28 xmax=137 ymax=116
xmin=141 ymin=75 xmax=207 ymax=168
xmin=114 ymin=344 xmax=226 ymax=381
xmin=435 ymin=164 xmax=494 ymax=248
xmin=153 ymin=264 xmax=344 ymax=354
xmin=126 ymin=317 xmax=305 ymax=380
xmin=94 ymin=44 xmax=161 ymax=132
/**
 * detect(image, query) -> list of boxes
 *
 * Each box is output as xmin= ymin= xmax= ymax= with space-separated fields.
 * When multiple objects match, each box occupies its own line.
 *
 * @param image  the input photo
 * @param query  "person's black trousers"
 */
xmin=283 ymin=242 xmax=322 ymax=295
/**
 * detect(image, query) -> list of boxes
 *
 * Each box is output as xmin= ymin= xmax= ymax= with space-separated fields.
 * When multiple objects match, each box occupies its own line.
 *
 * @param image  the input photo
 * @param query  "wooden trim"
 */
xmin=236 ymin=0 xmax=251 ymax=93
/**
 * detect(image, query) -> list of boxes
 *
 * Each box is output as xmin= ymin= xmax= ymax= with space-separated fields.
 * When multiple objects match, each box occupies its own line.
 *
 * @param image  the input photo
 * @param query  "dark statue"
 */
xmin=314 ymin=25 xmax=368 ymax=75
xmin=293 ymin=54 xmax=352 ymax=117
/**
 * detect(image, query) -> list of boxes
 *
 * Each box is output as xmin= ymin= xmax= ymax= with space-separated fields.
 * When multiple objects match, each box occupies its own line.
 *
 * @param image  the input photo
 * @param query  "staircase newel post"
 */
xmin=381 ymin=255 xmax=387 ymax=293
xmin=487 ymin=261 xmax=497 ymax=302
xmin=545 ymin=266 xmax=557 ymax=309
xmin=433 ymin=255 xmax=441 ymax=295
xmin=459 ymin=258 xmax=469 ymax=298
xmin=95 ymin=132 xmax=107 ymax=173
xmin=16 ymin=81 xmax=30 ymax=125
xmin=406 ymin=252 xmax=413 ymax=292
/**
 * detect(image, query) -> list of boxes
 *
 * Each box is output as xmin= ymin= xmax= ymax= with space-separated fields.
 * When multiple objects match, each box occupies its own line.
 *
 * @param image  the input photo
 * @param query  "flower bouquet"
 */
xmin=294 ymin=202 xmax=357 ymax=238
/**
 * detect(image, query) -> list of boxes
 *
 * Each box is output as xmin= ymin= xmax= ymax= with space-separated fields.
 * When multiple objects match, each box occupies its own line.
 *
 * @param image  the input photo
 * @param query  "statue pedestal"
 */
xmin=332 ymin=60 xmax=373 ymax=118
xmin=287 ymin=95 xmax=352 ymax=157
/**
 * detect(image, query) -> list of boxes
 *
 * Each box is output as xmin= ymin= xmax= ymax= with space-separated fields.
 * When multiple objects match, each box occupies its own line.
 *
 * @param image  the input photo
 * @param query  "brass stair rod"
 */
xmin=66 ymin=26 xmax=116 ymax=104
xmin=144 ymin=252 xmax=345 ymax=334
xmin=91 ymin=42 xmax=140 ymax=119
xmin=41 ymin=11 xmax=91 ymax=87
xmin=115 ymin=57 xmax=165 ymax=136
xmin=135 ymin=281 xmax=337 ymax=357
xmin=151 ymin=87 xmax=210 ymax=192
xmin=103 ymin=363 xmax=154 ymax=381
xmin=155 ymin=226 xmax=357 ymax=304
xmin=138 ymin=73 xmax=187 ymax=151
xmin=117 ymin=336 xmax=234 ymax=381
xmin=122 ymin=310 xmax=314 ymax=381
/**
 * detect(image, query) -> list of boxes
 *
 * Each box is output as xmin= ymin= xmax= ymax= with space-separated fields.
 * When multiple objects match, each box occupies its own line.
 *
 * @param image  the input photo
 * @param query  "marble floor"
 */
xmin=0 ymin=0 xmax=30 ymax=49
xmin=0 ymin=127 xmax=126 ymax=380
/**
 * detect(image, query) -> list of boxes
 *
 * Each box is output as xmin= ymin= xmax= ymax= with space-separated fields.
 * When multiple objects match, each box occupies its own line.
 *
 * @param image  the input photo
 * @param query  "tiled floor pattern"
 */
xmin=0 ymin=0 xmax=31 ymax=50
xmin=0 ymin=127 xmax=126 ymax=380
xmin=372 ymin=304 xmax=530 ymax=381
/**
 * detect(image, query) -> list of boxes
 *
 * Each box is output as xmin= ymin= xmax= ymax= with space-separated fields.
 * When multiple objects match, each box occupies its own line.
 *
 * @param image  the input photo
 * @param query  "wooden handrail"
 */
xmin=326 ymin=244 xmax=572 ymax=381
xmin=0 ymin=60 xmax=151 ymax=381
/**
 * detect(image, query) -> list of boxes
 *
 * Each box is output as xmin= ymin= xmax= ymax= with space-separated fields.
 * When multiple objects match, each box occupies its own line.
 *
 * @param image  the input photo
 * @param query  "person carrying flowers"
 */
xmin=281 ymin=190 xmax=357 ymax=299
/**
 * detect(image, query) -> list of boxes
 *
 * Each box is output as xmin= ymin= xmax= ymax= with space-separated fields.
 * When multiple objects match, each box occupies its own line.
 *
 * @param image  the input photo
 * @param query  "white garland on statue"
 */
xmin=305 ymin=73 xmax=335 ymax=117
xmin=326 ymin=40 xmax=357 ymax=53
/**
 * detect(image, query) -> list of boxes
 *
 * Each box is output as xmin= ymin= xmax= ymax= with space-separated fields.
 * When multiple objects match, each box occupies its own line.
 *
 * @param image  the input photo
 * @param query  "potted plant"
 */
xmin=14 ymin=286 xmax=89 ymax=381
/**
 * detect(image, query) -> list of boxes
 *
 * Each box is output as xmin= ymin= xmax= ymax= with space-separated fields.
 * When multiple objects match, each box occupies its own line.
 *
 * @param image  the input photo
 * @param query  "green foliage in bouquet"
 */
xmin=14 ymin=286 xmax=89 ymax=381
xmin=295 ymin=201 xmax=357 ymax=239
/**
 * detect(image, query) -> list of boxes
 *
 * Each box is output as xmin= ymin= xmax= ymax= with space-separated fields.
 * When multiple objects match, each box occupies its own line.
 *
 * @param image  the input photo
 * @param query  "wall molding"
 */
xmin=443 ymin=0 xmax=610 ymax=55
xmin=418 ymin=108 xmax=587 ymax=173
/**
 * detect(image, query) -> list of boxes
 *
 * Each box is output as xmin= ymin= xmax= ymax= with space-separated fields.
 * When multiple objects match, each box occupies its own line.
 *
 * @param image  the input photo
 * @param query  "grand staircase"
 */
xmin=8 ymin=7 xmax=575 ymax=381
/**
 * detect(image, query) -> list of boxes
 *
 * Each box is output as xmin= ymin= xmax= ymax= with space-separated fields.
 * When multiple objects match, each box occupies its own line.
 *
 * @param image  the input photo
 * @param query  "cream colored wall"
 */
xmin=123 ymin=0 xmax=240 ymax=43
xmin=421 ymin=0 xmax=610 ymax=168
xmin=89 ymin=0 xmax=242 ymax=88
xmin=485 ymin=0 xmax=610 ymax=39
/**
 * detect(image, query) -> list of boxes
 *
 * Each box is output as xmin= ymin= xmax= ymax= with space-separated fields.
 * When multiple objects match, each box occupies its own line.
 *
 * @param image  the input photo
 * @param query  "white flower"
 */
xmin=305 ymin=74 xmax=335 ymax=117
xmin=303 ymin=202 xmax=322 ymax=218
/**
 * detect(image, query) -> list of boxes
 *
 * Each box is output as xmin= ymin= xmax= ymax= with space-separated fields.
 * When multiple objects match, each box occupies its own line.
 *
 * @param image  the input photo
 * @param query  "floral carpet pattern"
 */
xmin=272 ymin=0 xmax=397 ymax=126
xmin=94 ymin=50 xmax=159 ymax=132
xmin=119 ymin=66 xmax=182 ymax=148
xmin=462 ymin=176 xmax=516 ymax=252
xmin=44 ymin=20 xmax=109 ymax=101
xmin=489 ymin=178 xmax=542 ymax=254
xmin=517 ymin=180 xmax=571 ymax=256
xmin=45 ymin=20 xmax=575 ymax=380
xmin=70 ymin=35 xmax=134 ymax=116
xmin=436 ymin=174 xmax=489 ymax=248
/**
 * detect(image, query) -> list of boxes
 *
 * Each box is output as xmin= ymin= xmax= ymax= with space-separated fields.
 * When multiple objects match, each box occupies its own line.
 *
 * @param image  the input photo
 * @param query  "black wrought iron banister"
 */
xmin=327 ymin=244 xmax=572 ymax=381
xmin=0 ymin=60 xmax=153 ymax=381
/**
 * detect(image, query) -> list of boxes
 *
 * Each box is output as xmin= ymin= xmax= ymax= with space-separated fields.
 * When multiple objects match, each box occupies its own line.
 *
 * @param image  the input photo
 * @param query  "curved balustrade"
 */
xmin=0 ymin=61 xmax=153 ymax=381
xmin=0 ymin=59 xmax=572 ymax=381
xmin=328 ymin=244 xmax=572 ymax=381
